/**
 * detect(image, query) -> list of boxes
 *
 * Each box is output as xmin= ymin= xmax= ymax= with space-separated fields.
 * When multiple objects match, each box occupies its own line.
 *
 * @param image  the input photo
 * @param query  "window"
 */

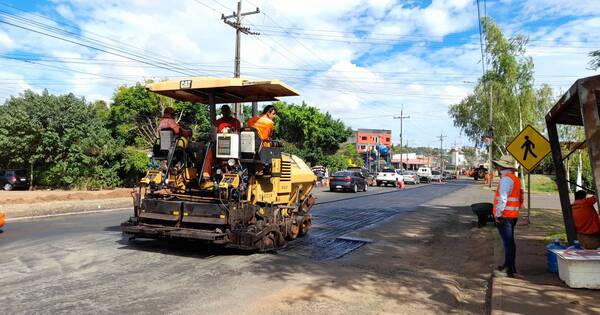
xmin=361 ymin=136 xmax=367 ymax=140
xmin=386 ymin=137 xmax=390 ymax=142
xmin=360 ymin=145 xmax=366 ymax=150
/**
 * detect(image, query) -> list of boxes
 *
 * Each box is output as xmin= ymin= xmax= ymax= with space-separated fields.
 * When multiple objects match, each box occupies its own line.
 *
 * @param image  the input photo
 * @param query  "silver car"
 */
xmin=402 ymin=171 xmax=419 ymax=184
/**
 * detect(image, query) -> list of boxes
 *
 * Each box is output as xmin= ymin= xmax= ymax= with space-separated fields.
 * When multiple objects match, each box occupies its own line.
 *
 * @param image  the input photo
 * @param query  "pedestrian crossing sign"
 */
xmin=506 ymin=125 xmax=551 ymax=172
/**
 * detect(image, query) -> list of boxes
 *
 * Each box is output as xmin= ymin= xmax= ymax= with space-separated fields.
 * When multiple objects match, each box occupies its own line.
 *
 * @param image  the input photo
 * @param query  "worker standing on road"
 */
xmin=247 ymin=105 xmax=277 ymax=148
xmin=492 ymin=155 xmax=523 ymax=278
xmin=571 ymin=190 xmax=600 ymax=249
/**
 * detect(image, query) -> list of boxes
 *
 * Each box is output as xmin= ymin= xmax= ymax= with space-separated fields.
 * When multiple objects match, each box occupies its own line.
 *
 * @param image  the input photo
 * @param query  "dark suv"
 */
xmin=0 ymin=169 xmax=29 ymax=190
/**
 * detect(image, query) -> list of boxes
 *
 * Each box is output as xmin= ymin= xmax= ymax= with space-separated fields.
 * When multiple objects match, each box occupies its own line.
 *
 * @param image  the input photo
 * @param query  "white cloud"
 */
xmin=1 ymin=0 xmax=599 ymax=148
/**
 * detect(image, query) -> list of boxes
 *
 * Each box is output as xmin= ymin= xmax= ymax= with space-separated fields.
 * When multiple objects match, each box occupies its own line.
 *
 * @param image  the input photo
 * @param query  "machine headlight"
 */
xmin=227 ymin=159 xmax=236 ymax=167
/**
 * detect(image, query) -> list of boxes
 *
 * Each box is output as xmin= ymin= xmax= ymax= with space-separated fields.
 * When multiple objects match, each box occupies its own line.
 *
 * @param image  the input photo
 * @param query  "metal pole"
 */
xmin=547 ymin=120 xmax=577 ymax=244
xmin=222 ymin=0 xmax=259 ymax=120
xmin=488 ymin=87 xmax=493 ymax=188
xmin=527 ymin=172 xmax=531 ymax=223
xmin=393 ymin=109 xmax=409 ymax=172
xmin=234 ymin=1 xmax=242 ymax=119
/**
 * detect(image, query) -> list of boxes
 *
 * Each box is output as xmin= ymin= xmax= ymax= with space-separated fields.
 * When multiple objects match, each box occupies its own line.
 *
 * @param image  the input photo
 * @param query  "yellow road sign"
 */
xmin=507 ymin=125 xmax=551 ymax=172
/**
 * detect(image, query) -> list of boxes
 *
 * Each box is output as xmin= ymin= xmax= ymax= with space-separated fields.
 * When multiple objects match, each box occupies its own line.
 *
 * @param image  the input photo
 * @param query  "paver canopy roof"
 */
xmin=145 ymin=77 xmax=299 ymax=104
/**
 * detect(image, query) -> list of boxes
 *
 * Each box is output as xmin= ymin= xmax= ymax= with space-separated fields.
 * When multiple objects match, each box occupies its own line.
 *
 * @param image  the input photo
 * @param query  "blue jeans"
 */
xmin=497 ymin=217 xmax=518 ymax=272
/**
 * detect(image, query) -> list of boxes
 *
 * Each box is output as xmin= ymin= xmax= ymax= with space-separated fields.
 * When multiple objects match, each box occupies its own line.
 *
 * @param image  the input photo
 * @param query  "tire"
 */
xmin=352 ymin=184 xmax=358 ymax=193
xmin=3 ymin=183 xmax=13 ymax=191
xmin=330 ymin=187 xmax=336 ymax=192
xmin=377 ymin=181 xmax=381 ymax=186
xmin=363 ymin=183 xmax=368 ymax=192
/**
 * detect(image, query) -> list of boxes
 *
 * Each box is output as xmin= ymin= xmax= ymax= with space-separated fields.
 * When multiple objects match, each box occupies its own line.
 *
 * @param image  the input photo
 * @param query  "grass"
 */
xmin=529 ymin=174 xmax=558 ymax=193
xmin=531 ymin=208 xmax=567 ymax=243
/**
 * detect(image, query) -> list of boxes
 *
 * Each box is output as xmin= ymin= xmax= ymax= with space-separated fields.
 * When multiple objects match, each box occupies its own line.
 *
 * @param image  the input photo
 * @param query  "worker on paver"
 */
xmin=215 ymin=104 xmax=241 ymax=133
xmin=158 ymin=107 xmax=181 ymax=135
xmin=571 ymin=190 xmax=600 ymax=249
xmin=247 ymin=105 xmax=277 ymax=148
xmin=492 ymin=154 xmax=523 ymax=278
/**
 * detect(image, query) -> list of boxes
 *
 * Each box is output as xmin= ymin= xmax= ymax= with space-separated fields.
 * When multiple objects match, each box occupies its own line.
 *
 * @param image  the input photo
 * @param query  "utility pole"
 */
xmin=222 ymin=0 xmax=260 ymax=119
xmin=437 ymin=132 xmax=447 ymax=171
xmin=393 ymin=108 xmax=410 ymax=172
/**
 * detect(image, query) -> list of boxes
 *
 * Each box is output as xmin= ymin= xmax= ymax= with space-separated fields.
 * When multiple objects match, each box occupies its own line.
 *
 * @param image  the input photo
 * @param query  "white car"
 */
xmin=417 ymin=167 xmax=432 ymax=183
xmin=376 ymin=168 xmax=403 ymax=187
xmin=431 ymin=170 xmax=443 ymax=182
xmin=401 ymin=171 xmax=419 ymax=184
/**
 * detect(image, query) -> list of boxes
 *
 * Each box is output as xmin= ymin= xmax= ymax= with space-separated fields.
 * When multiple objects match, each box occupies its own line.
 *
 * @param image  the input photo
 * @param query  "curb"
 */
xmin=2 ymin=197 xmax=132 ymax=220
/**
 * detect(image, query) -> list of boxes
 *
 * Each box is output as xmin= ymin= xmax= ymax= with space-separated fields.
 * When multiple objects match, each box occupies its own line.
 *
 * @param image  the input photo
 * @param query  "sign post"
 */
xmin=506 ymin=125 xmax=552 ymax=224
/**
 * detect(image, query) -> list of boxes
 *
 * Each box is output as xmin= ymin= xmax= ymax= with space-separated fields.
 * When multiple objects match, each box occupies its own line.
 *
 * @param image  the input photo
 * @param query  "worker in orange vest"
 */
xmin=247 ymin=105 xmax=277 ymax=148
xmin=492 ymin=154 xmax=523 ymax=278
xmin=571 ymin=190 xmax=600 ymax=249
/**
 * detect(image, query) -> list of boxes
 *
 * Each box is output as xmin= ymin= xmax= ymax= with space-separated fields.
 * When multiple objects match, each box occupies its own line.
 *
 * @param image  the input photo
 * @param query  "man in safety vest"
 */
xmin=247 ymin=105 xmax=277 ymax=148
xmin=492 ymin=154 xmax=523 ymax=278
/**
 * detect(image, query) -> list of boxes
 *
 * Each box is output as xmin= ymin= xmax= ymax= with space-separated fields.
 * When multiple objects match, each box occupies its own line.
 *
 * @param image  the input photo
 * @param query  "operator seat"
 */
xmin=153 ymin=128 xmax=176 ymax=160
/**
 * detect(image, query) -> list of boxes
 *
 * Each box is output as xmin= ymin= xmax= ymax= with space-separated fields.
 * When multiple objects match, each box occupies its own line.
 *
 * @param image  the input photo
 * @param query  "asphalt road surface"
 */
xmin=0 ymin=181 xmax=470 ymax=314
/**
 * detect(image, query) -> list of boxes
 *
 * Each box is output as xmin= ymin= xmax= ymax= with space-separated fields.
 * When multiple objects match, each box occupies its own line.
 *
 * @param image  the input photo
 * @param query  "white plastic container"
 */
xmin=554 ymin=249 xmax=600 ymax=289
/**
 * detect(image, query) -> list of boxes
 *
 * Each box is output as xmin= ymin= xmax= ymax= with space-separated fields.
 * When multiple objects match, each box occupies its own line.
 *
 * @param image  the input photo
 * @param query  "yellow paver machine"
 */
xmin=121 ymin=77 xmax=316 ymax=251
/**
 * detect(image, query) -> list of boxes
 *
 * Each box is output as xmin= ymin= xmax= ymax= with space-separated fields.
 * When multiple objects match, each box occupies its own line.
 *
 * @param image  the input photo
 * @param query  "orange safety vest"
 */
xmin=493 ymin=172 xmax=523 ymax=218
xmin=247 ymin=114 xmax=274 ymax=147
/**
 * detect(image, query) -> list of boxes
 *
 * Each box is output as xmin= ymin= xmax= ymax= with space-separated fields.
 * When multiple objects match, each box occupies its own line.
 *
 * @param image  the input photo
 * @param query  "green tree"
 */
xmin=449 ymin=18 xmax=553 ymax=157
xmin=272 ymin=101 xmax=352 ymax=166
xmin=337 ymin=143 xmax=364 ymax=167
xmin=110 ymin=83 xmax=211 ymax=147
xmin=0 ymin=90 xmax=123 ymax=189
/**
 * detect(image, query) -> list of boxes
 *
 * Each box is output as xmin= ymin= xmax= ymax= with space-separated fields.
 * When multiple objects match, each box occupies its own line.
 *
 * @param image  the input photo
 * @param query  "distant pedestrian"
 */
xmin=571 ymin=190 xmax=600 ymax=249
xmin=492 ymin=154 xmax=523 ymax=278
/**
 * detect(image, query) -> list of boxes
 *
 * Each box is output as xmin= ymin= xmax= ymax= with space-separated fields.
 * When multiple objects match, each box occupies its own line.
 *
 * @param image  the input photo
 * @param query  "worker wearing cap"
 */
xmin=492 ymin=154 xmax=523 ymax=278
xmin=247 ymin=105 xmax=277 ymax=148
xmin=158 ymin=107 xmax=181 ymax=136
xmin=215 ymin=105 xmax=241 ymax=133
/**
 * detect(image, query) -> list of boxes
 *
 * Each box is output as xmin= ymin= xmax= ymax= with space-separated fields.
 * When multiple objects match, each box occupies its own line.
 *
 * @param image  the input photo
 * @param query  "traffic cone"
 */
xmin=398 ymin=180 xmax=405 ymax=189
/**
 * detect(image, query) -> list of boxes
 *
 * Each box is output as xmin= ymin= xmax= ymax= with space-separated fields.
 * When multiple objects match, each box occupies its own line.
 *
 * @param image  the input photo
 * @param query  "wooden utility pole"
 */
xmin=437 ymin=132 xmax=447 ymax=171
xmin=222 ymin=0 xmax=259 ymax=119
xmin=393 ymin=108 xmax=410 ymax=171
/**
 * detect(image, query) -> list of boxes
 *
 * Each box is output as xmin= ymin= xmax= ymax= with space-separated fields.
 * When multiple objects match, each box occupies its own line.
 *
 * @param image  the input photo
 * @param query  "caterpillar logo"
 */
xmin=180 ymin=80 xmax=192 ymax=89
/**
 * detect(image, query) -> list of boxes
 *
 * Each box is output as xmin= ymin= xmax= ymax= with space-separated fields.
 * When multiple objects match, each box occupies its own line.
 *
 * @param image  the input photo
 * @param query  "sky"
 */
xmin=0 ymin=0 xmax=598 ymax=148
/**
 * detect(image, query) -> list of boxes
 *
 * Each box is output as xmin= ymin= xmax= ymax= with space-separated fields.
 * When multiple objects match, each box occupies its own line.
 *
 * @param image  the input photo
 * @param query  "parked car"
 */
xmin=329 ymin=170 xmax=367 ymax=193
xmin=377 ymin=168 xmax=402 ymax=187
xmin=443 ymin=171 xmax=457 ymax=180
xmin=0 ymin=169 xmax=29 ymax=191
xmin=402 ymin=171 xmax=419 ymax=184
xmin=417 ymin=167 xmax=432 ymax=183
xmin=431 ymin=170 xmax=443 ymax=182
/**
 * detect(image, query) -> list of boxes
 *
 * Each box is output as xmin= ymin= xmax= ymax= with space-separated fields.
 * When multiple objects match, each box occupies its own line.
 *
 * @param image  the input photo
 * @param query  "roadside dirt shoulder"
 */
xmin=240 ymin=183 xmax=497 ymax=315
xmin=0 ymin=188 xmax=133 ymax=219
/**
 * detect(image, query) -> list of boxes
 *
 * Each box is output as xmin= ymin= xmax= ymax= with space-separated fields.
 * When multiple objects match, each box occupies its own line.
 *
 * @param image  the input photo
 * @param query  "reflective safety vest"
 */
xmin=493 ymin=172 xmax=523 ymax=218
xmin=247 ymin=114 xmax=274 ymax=147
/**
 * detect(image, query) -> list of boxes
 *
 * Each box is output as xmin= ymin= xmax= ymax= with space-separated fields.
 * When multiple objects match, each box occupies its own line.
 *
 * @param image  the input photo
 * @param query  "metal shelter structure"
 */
xmin=546 ymin=75 xmax=600 ymax=244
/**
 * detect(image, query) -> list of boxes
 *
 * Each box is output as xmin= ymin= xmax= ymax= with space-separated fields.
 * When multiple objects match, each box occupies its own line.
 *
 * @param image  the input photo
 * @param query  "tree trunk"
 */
xmin=29 ymin=160 xmax=34 ymax=191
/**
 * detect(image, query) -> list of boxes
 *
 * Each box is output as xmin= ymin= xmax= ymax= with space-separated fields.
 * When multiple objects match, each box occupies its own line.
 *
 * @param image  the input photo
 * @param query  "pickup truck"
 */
xmin=376 ymin=168 xmax=402 ymax=187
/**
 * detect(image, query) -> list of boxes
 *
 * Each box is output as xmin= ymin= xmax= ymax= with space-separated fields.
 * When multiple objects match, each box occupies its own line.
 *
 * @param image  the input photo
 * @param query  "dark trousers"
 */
xmin=497 ymin=217 xmax=518 ymax=272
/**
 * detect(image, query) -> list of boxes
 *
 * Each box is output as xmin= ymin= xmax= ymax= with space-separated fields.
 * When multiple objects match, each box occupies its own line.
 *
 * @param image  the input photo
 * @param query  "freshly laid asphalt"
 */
xmin=0 ymin=180 xmax=472 ymax=314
